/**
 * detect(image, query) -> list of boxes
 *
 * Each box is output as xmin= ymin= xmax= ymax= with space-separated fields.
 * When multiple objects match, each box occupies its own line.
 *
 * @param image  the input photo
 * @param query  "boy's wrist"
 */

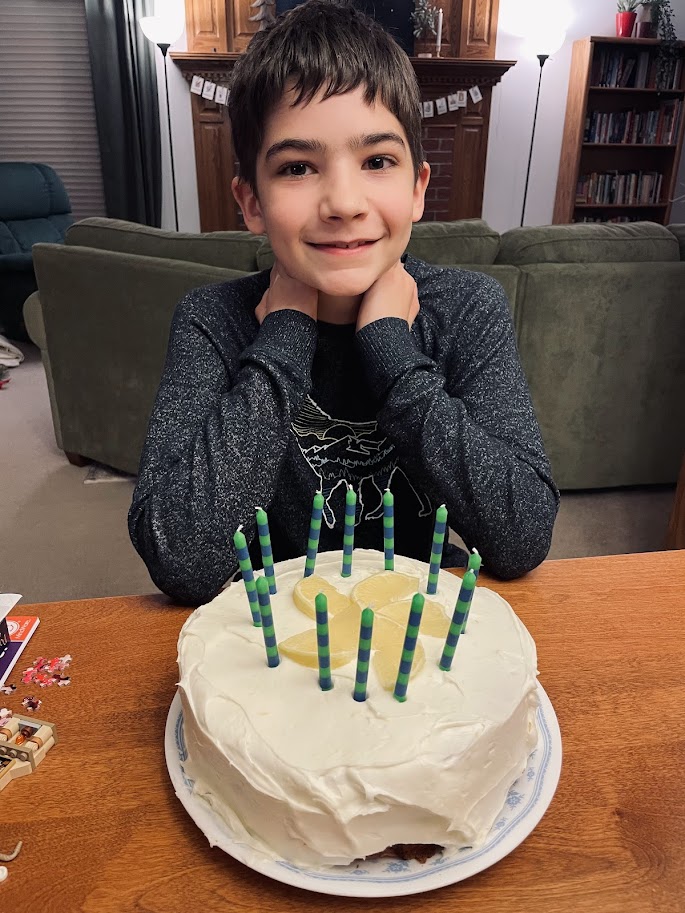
xmin=356 ymin=317 xmax=434 ymax=397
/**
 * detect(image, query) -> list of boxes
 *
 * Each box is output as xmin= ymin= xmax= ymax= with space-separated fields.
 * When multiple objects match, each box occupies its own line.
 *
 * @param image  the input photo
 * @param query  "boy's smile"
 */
xmin=232 ymin=84 xmax=430 ymax=324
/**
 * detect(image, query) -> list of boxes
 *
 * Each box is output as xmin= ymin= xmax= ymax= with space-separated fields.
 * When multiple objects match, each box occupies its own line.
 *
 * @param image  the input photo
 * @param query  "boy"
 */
xmin=128 ymin=0 xmax=559 ymax=605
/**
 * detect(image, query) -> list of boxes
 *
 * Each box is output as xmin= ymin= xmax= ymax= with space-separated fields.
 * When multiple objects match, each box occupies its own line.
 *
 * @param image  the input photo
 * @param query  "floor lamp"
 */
xmin=520 ymin=54 xmax=549 ymax=227
xmin=517 ymin=17 xmax=567 ymax=227
xmin=140 ymin=13 xmax=183 ymax=231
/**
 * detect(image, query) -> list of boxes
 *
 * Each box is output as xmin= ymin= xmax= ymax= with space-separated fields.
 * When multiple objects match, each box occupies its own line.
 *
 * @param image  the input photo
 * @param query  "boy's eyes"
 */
xmin=276 ymin=155 xmax=398 ymax=178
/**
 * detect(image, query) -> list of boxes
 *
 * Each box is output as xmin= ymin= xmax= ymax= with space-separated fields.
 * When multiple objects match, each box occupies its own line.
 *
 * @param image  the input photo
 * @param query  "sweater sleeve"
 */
xmin=128 ymin=289 xmax=317 ymax=604
xmin=355 ymin=272 xmax=560 ymax=580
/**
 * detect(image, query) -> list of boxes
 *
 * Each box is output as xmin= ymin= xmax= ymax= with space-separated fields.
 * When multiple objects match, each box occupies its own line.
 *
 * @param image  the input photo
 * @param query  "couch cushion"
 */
xmin=66 ymin=217 xmax=265 ymax=273
xmin=667 ymin=223 xmax=685 ymax=261
xmin=498 ymin=221 xmax=679 ymax=265
xmin=255 ymin=219 xmax=501 ymax=270
xmin=405 ymin=219 xmax=500 ymax=264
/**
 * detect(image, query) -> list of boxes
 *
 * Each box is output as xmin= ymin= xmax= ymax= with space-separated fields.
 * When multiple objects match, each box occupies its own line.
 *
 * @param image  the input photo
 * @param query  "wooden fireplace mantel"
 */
xmin=171 ymin=52 xmax=515 ymax=231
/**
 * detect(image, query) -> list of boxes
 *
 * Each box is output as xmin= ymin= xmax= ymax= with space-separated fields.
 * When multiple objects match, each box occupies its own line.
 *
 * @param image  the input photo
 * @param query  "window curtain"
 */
xmin=84 ymin=0 xmax=162 ymax=227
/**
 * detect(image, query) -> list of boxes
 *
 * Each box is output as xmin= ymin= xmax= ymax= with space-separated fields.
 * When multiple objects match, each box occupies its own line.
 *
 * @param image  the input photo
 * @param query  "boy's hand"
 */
xmin=356 ymin=260 xmax=419 ymax=332
xmin=255 ymin=259 xmax=318 ymax=325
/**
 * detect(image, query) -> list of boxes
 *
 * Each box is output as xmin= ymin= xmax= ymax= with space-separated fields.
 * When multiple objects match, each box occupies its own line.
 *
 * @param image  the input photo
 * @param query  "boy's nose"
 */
xmin=318 ymin=173 xmax=369 ymax=219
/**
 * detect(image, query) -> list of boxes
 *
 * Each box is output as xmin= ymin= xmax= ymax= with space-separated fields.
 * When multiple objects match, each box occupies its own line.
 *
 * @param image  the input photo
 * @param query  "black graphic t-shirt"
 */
xmin=129 ymin=255 xmax=560 ymax=605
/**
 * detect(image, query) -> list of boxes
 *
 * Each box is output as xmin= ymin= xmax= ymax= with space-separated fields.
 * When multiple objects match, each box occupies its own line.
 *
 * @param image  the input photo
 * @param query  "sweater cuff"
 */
xmin=247 ymin=309 xmax=318 ymax=374
xmin=356 ymin=317 xmax=435 ymax=397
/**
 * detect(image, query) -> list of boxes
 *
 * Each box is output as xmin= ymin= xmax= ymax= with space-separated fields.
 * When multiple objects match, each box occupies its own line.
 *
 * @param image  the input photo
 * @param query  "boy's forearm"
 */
xmin=129 ymin=307 xmax=317 ymax=604
xmin=356 ymin=316 xmax=559 ymax=579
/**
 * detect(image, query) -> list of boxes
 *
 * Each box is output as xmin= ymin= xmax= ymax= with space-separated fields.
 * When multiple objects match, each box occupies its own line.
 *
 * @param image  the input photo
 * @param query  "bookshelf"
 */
xmin=554 ymin=37 xmax=685 ymax=224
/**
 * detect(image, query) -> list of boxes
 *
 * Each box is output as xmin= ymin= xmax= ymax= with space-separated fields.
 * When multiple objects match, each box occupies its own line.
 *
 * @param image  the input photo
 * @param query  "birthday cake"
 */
xmin=177 ymin=548 xmax=539 ymax=868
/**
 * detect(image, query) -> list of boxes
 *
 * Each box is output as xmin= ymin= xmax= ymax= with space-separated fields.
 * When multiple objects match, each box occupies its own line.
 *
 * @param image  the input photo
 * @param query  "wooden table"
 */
xmin=2 ymin=552 xmax=684 ymax=913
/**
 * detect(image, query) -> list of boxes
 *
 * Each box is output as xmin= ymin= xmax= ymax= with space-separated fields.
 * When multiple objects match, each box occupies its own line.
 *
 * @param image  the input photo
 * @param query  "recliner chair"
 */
xmin=0 ymin=162 xmax=74 ymax=340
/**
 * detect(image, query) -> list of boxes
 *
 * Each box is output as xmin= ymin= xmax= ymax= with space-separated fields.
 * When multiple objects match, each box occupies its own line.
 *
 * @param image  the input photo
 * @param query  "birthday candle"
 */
xmin=304 ymin=491 xmax=325 ymax=578
xmin=438 ymin=570 xmax=477 ymax=672
xmin=383 ymin=489 xmax=394 ymax=571
xmin=233 ymin=526 xmax=261 ymax=627
xmin=256 ymin=576 xmax=279 ymax=668
xmin=315 ymin=593 xmax=333 ymax=691
xmin=393 ymin=593 xmax=425 ymax=703
xmin=353 ymin=608 xmax=374 ymax=702
xmin=341 ymin=484 xmax=356 ymax=578
xmin=427 ymin=504 xmax=448 ymax=595
xmin=462 ymin=549 xmax=482 ymax=633
xmin=255 ymin=506 xmax=276 ymax=595
xmin=468 ymin=548 xmax=482 ymax=580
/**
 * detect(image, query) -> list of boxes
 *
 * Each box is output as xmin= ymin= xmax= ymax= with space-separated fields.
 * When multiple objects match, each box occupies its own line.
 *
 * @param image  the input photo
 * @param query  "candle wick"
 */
xmin=237 ymin=524 xmax=243 ymax=533
xmin=255 ymin=506 xmax=262 ymax=512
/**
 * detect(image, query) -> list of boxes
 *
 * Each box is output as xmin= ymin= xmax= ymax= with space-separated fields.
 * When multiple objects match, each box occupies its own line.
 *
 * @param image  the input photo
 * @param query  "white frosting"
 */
xmin=177 ymin=549 xmax=539 ymax=868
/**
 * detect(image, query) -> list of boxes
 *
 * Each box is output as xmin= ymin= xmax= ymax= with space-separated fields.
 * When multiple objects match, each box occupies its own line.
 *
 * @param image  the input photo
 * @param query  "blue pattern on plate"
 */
xmin=173 ymin=700 xmax=554 ymax=886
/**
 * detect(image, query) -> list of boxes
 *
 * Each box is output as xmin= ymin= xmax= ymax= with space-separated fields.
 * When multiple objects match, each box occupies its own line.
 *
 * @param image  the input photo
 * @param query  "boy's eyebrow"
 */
xmin=265 ymin=132 xmax=406 ymax=161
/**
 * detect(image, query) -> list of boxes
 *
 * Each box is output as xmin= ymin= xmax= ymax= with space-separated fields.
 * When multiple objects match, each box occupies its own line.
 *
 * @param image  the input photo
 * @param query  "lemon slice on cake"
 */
xmin=372 ymin=620 xmax=426 ymax=691
xmin=377 ymin=597 xmax=450 ymax=638
xmin=293 ymin=575 xmax=353 ymax=620
xmin=279 ymin=628 xmax=357 ymax=670
xmin=351 ymin=571 xmax=420 ymax=612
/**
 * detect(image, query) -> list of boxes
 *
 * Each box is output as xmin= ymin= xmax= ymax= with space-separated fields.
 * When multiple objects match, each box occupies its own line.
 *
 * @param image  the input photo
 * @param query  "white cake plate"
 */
xmin=165 ymin=684 xmax=561 ymax=897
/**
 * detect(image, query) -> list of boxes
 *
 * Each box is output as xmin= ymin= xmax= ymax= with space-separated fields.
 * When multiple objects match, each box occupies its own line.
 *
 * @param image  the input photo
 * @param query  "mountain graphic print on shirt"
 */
xmin=291 ymin=395 xmax=433 ymax=529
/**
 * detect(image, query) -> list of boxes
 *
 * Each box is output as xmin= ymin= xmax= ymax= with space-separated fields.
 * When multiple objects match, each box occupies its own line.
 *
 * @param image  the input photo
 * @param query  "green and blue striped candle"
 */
xmin=353 ymin=608 xmax=375 ymax=702
xmin=341 ymin=485 xmax=356 ymax=578
xmin=438 ymin=569 xmax=477 ymax=672
xmin=393 ymin=593 xmax=425 ymax=703
xmin=304 ymin=491 xmax=324 ymax=578
xmin=233 ymin=526 xmax=261 ymax=627
xmin=462 ymin=549 xmax=482 ymax=633
xmin=426 ymin=504 xmax=448 ymax=595
xmin=383 ymin=488 xmax=394 ymax=571
xmin=255 ymin=507 xmax=277 ymax=595
xmin=256 ymin=575 xmax=280 ymax=668
xmin=315 ymin=592 xmax=333 ymax=691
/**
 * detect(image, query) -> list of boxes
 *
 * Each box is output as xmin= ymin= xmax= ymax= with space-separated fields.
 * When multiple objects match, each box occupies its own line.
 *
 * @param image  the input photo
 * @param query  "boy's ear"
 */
xmin=231 ymin=176 xmax=267 ymax=235
xmin=411 ymin=162 xmax=431 ymax=223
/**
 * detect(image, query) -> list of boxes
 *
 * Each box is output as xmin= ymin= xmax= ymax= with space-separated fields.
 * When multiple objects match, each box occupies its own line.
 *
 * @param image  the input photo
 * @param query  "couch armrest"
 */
xmin=32 ymin=243 xmax=254 ymax=473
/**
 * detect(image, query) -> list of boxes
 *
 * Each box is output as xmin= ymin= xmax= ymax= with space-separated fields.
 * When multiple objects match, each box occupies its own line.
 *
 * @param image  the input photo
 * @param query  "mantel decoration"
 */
xmin=411 ymin=0 xmax=442 ymax=57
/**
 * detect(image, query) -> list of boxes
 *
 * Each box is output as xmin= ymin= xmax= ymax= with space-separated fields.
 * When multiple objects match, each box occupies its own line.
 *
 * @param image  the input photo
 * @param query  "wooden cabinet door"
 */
xmin=184 ymin=0 xmax=229 ymax=53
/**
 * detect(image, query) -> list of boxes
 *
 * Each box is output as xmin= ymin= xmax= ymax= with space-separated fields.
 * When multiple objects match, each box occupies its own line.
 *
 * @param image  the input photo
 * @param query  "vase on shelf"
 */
xmin=414 ymin=39 xmax=434 ymax=57
xmin=636 ymin=2 xmax=656 ymax=38
xmin=616 ymin=11 xmax=637 ymax=37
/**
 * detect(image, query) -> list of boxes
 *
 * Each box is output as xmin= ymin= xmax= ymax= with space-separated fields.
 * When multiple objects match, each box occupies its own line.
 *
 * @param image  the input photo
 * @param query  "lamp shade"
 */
xmin=499 ymin=0 xmax=571 ymax=58
xmin=139 ymin=12 xmax=183 ymax=46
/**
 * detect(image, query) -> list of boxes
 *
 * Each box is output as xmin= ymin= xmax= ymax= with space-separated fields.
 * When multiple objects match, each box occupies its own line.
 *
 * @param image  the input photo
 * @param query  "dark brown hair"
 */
xmin=227 ymin=0 xmax=424 ymax=198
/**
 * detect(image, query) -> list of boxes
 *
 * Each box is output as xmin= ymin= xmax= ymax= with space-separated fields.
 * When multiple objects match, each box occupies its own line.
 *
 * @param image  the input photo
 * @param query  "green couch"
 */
xmin=24 ymin=217 xmax=685 ymax=489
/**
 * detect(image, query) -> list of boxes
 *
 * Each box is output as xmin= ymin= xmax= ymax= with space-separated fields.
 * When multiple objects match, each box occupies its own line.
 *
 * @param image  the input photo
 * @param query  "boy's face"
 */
xmin=232 ymin=83 xmax=430 ymax=321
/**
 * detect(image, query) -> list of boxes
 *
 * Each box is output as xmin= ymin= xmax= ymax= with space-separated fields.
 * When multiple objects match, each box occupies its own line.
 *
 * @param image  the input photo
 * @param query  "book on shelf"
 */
xmin=575 ymin=170 xmax=663 ymax=206
xmin=591 ymin=47 xmax=682 ymax=91
xmin=583 ymin=99 xmax=681 ymax=144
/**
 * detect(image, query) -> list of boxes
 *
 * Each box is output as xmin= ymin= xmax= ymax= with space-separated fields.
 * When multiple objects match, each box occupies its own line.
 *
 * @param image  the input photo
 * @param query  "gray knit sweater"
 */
xmin=128 ymin=253 xmax=559 ymax=604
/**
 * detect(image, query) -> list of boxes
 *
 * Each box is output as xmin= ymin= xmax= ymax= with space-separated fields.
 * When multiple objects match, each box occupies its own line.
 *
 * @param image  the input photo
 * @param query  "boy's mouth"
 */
xmin=307 ymin=240 xmax=378 ymax=254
